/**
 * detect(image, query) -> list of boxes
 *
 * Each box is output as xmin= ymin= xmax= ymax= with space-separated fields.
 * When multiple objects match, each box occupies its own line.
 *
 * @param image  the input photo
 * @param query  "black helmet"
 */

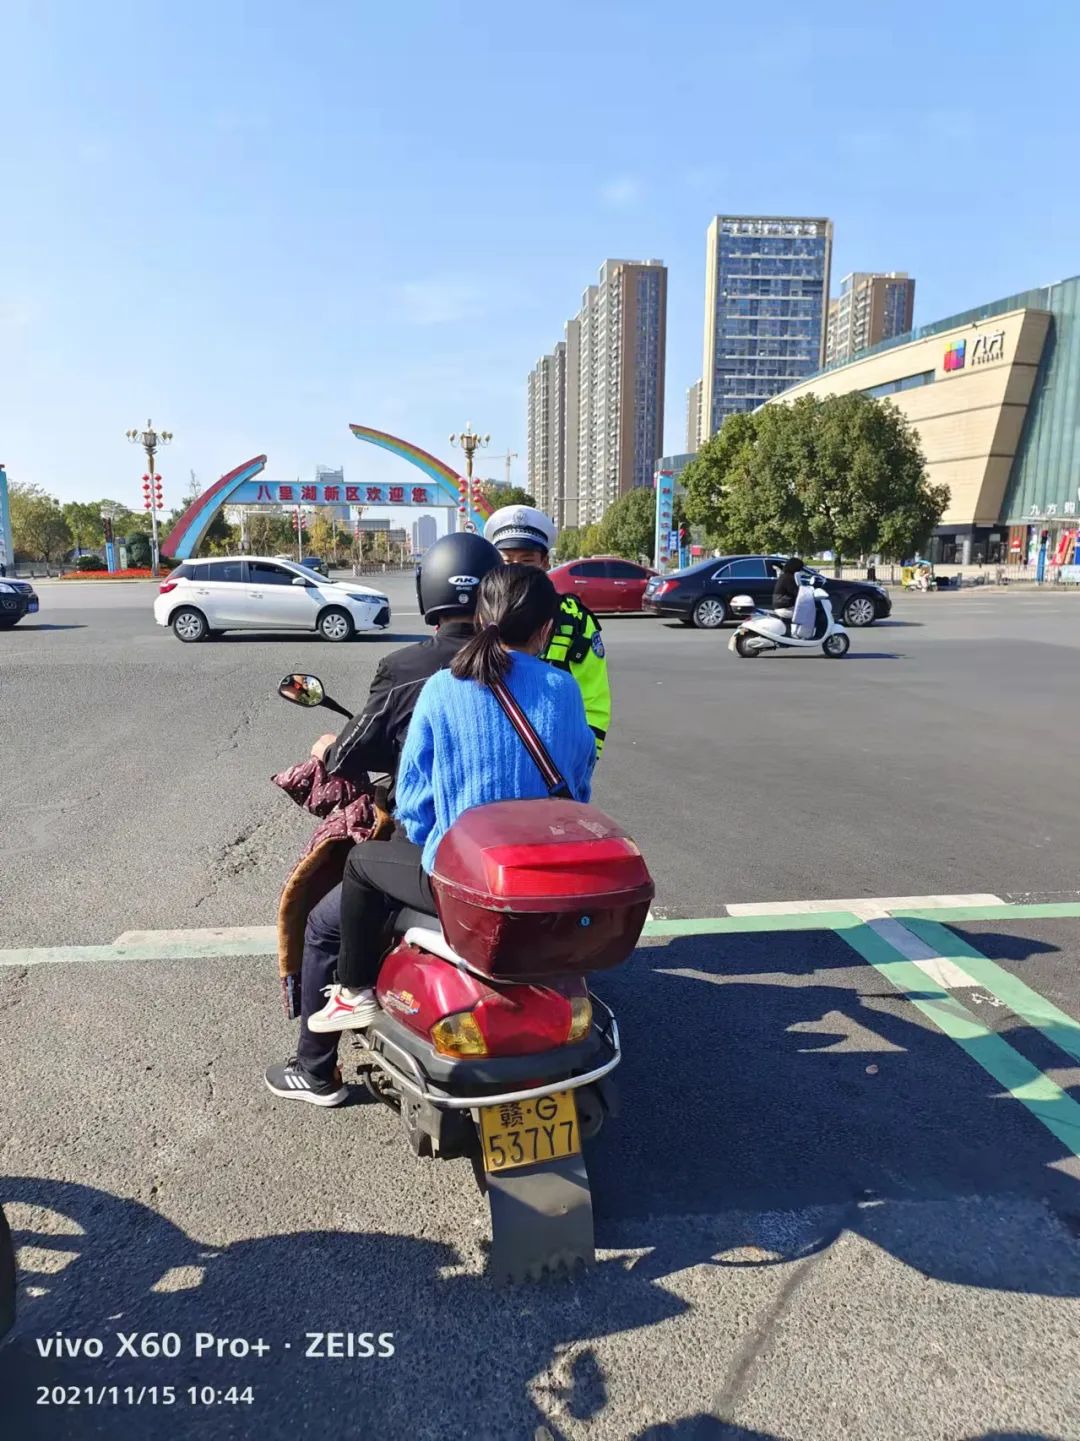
xmin=416 ymin=532 xmax=501 ymax=624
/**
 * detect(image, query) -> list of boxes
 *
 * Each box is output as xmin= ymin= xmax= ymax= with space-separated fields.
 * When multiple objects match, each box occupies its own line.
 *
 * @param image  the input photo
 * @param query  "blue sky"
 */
xmin=2 ymin=0 xmax=1079 ymax=507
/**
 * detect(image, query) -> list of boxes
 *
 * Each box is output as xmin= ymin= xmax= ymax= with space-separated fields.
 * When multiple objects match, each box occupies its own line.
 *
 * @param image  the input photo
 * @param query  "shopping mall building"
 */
xmin=768 ymin=275 xmax=1080 ymax=566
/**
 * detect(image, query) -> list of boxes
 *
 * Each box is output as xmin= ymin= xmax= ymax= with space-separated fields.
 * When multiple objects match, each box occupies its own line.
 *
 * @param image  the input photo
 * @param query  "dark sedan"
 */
xmin=0 ymin=578 xmax=39 ymax=628
xmin=643 ymin=555 xmax=891 ymax=629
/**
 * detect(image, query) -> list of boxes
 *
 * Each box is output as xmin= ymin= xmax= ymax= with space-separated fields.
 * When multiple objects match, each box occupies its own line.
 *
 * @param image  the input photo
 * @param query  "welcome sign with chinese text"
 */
xmin=228 ymin=481 xmax=437 ymax=507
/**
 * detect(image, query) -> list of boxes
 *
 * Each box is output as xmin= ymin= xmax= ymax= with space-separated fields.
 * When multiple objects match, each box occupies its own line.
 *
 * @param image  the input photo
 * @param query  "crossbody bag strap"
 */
xmin=489 ymin=676 xmax=572 ymax=800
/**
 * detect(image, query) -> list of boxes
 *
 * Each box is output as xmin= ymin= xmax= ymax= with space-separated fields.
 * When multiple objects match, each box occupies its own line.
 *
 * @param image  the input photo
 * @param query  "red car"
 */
xmin=549 ymin=557 xmax=657 ymax=613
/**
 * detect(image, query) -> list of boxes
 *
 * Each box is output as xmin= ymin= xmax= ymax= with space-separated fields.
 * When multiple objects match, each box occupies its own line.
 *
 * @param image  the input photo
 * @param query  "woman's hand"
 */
xmin=311 ymin=733 xmax=337 ymax=762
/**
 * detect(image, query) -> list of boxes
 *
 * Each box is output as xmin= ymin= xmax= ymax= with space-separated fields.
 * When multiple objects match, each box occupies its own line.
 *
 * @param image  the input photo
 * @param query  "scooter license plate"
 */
xmin=479 ymin=1090 xmax=580 ymax=1173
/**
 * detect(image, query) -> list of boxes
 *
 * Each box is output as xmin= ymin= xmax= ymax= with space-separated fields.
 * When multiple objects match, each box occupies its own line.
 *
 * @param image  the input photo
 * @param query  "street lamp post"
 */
xmin=125 ymin=420 xmax=173 ymax=576
xmin=449 ymin=424 xmax=489 ymax=532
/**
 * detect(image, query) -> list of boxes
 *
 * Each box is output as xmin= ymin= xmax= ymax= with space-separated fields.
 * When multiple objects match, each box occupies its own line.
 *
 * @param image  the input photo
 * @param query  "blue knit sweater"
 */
xmin=396 ymin=650 xmax=596 ymax=872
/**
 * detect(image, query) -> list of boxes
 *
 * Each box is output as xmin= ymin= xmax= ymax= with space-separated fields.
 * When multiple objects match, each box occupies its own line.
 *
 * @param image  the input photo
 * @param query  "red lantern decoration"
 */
xmin=143 ymin=500 xmax=152 ymax=510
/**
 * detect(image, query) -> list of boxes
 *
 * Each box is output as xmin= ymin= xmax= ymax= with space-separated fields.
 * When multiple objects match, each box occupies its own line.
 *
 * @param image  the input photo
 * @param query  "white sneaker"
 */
xmin=307 ymin=985 xmax=381 ymax=1033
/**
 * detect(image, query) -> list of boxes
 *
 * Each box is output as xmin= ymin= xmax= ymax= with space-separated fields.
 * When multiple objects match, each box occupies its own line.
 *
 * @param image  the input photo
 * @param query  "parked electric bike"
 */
xmin=277 ymin=673 xmax=654 ymax=1282
xmin=728 ymin=586 xmax=851 ymax=658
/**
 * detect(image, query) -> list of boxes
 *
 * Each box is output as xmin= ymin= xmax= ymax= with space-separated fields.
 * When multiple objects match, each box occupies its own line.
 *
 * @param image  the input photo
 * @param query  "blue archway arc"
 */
xmin=161 ymin=456 xmax=268 ymax=561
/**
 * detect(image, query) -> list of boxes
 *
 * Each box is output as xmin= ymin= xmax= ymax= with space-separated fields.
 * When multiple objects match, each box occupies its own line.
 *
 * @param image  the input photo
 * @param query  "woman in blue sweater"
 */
xmin=309 ymin=564 xmax=596 ymax=1032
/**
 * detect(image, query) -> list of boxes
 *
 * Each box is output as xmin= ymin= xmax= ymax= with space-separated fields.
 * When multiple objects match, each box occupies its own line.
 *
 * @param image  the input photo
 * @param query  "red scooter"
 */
xmin=278 ymin=674 xmax=653 ymax=1281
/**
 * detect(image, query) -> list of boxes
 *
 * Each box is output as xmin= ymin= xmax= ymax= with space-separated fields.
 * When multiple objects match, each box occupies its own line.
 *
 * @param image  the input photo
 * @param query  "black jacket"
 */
xmin=324 ymin=619 xmax=475 ymax=790
xmin=772 ymin=571 xmax=798 ymax=610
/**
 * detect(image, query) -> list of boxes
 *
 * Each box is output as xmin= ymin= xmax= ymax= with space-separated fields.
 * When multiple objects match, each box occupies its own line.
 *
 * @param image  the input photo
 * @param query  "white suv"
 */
xmin=153 ymin=556 xmax=391 ymax=643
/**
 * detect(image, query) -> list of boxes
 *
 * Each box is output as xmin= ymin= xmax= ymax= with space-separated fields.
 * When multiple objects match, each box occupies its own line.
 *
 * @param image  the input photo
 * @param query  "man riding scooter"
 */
xmin=264 ymin=532 xmax=501 ymax=1105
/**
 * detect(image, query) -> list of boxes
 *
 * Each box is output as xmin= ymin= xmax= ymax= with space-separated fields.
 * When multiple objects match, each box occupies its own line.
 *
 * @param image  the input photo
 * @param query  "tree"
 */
xmin=680 ymin=396 xmax=947 ymax=562
xmin=479 ymin=483 xmax=536 ymax=511
xmin=601 ymin=487 xmax=656 ymax=562
xmin=247 ymin=513 xmax=300 ymax=556
xmin=681 ymin=412 xmax=760 ymax=545
xmin=62 ymin=501 xmax=107 ymax=555
xmin=308 ymin=512 xmax=338 ymax=560
xmin=554 ymin=527 xmax=583 ymax=563
xmin=126 ymin=532 xmax=153 ymax=568
xmin=579 ymin=521 xmax=608 ymax=557
xmin=804 ymin=392 xmax=948 ymax=561
xmin=9 ymin=484 xmax=72 ymax=565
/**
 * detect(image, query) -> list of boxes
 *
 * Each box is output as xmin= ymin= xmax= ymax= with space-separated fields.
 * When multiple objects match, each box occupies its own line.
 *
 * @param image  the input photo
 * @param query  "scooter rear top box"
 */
xmin=431 ymin=798 xmax=654 ymax=979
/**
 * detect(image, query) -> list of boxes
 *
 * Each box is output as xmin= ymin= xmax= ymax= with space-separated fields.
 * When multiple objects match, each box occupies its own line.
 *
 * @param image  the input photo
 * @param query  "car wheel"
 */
xmin=823 ymin=633 xmax=850 ymax=658
xmin=172 ymin=607 xmax=208 ymax=643
xmin=843 ymin=595 xmax=876 ymax=627
xmin=692 ymin=596 xmax=728 ymax=629
xmin=318 ymin=607 xmax=355 ymax=642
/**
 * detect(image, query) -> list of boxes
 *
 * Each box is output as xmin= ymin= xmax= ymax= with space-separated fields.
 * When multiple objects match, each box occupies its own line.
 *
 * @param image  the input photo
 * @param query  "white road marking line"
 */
xmin=0 ymin=895 xmax=1003 ymax=977
xmin=113 ymin=926 xmax=276 ymax=946
xmin=726 ymin=893 xmax=1003 ymax=918
xmin=725 ymin=894 xmax=1004 ymax=989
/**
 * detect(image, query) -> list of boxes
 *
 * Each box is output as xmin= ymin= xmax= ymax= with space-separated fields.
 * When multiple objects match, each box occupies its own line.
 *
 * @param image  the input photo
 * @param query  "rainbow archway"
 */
xmin=349 ymin=425 xmax=493 ymax=526
xmin=161 ymin=427 xmax=495 ymax=561
xmin=162 ymin=456 xmax=268 ymax=561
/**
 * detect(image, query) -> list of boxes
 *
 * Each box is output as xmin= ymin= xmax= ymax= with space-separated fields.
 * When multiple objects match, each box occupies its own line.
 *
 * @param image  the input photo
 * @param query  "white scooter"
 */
xmin=728 ymin=585 xmax=850 ymax=658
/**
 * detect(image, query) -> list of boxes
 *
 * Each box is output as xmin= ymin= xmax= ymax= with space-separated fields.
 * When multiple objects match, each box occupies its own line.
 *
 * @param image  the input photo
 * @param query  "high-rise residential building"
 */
xmin=825 ymin=271 xmax=916 ymax=367
xmin=527 ymin=261 xmax=666 ymax=532
xmin=411 ymin=513 xmax=438 ymax=553
xmin=701 ymin=216 xmax=832 ymax=437
xmin=562 ymin=317 xmax=580 ymax=529
xmin=573 ymin=258 xmax=667 ymax=526
xmin=686 ymin=380 xmax=703 ymax=454
xmin=526 ymin=349 xmax=561 ymax=519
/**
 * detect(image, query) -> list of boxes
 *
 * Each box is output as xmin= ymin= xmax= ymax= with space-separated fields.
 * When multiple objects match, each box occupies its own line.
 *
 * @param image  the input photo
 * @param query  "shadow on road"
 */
xmin=1 ymin=623 xmax=87 ymax=632
xmin=4 ymin=927 xmax=1079 ymax=1437
xmin=0 ymin=1177 xmax=684 ymax=1440
xmin=629 ymin=1426 xmax=1065 ymax=1440
xmin=589 ymin=929 xmax=1080 ymax=1295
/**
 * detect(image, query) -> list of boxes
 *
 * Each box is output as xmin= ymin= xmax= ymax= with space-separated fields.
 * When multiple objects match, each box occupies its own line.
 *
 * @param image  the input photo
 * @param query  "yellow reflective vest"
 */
xmin=543 ymin=594 xmax=610 ymax=757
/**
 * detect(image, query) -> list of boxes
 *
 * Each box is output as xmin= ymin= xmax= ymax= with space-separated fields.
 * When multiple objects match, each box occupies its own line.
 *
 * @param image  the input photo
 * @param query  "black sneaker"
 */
xmin=264 ymin=1059 xmax=348 ymax=1108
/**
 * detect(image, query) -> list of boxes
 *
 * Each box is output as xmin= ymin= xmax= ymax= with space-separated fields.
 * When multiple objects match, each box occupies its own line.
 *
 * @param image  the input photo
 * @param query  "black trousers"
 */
xmin=337 ymin=835 xmax=435 ymax=989
xmin=296 ymin=882 xmax=345 ymax=1081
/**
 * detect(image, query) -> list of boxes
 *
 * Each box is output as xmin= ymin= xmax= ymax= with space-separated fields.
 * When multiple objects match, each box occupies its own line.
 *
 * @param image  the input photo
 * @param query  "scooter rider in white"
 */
xmin=730 ymin=558 xmax=851 ymax=658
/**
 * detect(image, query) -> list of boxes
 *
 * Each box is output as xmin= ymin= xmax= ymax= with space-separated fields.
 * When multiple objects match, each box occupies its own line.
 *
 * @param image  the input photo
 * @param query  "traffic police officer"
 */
xmin=484 ymin=505 xmax=611 ymax=756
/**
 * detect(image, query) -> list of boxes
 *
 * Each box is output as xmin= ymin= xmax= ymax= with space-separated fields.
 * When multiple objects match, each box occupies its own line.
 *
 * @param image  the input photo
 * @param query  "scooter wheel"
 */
xmin=823 ymin=633 xmax=850 ymax=657
xmin=735 ymin=632 xmax=759 ymax=657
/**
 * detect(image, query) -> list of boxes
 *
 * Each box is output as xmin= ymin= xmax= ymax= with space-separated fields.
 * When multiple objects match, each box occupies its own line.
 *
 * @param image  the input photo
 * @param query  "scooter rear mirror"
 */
xmin=278 ymin=673 xmax=325 ymax=708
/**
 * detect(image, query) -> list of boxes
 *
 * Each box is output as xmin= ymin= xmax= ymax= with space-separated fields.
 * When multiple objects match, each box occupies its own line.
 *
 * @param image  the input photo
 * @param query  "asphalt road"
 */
xmin=2 ymin=579 xmax=1080 ymax=1440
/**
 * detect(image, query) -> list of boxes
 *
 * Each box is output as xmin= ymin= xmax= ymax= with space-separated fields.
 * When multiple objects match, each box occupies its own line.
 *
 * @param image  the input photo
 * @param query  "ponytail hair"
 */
xmin=450 ymin=563 xmax=559 ymax=688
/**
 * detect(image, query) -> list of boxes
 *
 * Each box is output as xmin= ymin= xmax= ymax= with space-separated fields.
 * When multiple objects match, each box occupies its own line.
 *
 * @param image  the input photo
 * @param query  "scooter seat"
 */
xmin=395 ymin=905 xmax=441 ymax=934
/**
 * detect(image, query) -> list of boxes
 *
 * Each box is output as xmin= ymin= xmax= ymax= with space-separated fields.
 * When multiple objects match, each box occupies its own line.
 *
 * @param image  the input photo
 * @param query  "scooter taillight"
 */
xmin=431 ymin=981 xmax=591 ymax=1059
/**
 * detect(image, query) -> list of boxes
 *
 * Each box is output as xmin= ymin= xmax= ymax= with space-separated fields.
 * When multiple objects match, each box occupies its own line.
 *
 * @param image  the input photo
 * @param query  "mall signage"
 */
xmin=943 ymin=329 xmax=1006 ymax=373
xmin=971 ymin=330 xmax=1005 ymax=365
